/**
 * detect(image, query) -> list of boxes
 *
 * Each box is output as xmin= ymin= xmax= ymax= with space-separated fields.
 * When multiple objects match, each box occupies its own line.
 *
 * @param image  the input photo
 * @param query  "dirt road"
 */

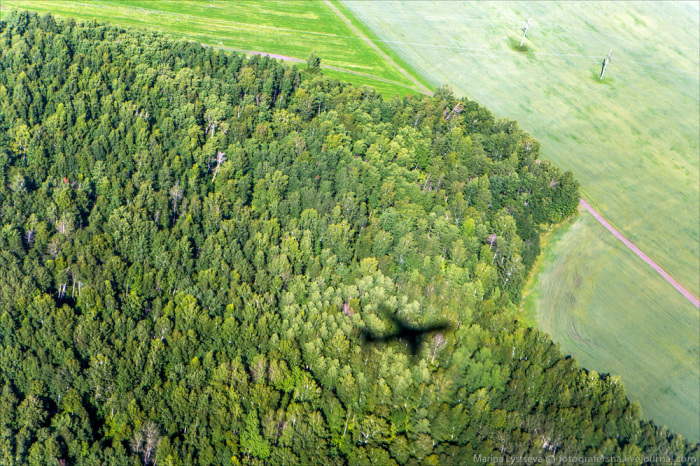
xmin=580 ymin=199 xmax=699 ymax=308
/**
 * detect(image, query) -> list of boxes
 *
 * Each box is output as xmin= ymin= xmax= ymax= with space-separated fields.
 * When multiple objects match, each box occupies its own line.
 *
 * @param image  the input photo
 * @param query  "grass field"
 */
xmin=0 ymin=0 xmax=433 ymax=98
xmin=522 ymin=213 xmax=699 ymax=440
xmin=342 ymin=1 xmax=700 ymax=440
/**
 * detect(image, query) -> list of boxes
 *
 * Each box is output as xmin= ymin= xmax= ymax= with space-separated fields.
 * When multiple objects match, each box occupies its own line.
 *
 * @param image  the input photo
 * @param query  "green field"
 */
xmin=523 ymin=213 xmax=700 ymax=440
xmin=0 ymin=0 xmax=432 ymax=98
xmin=342 ymin=1 xmax=700 ymax=440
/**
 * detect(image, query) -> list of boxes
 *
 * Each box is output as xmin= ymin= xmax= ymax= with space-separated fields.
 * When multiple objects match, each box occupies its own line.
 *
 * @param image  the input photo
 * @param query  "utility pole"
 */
xmin=600 ymin=48 xmax=612 ymax=80
xmin=520 ymin=16 xmax=531 ymax=48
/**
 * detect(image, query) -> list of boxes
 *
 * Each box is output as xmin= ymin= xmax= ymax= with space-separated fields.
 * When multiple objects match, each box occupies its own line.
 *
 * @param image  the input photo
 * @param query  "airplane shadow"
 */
xmin=360 ymin=306 xmax=453 ymax=359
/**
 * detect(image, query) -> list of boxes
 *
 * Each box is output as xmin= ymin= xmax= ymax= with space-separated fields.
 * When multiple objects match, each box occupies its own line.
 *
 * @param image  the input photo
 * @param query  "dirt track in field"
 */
xmin=580 ymin=199 xmax=699 ymax=309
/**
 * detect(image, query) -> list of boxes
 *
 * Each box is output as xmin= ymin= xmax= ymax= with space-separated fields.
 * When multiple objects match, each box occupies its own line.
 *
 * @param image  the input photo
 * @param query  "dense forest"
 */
xmin=0 ymin=10 xmax=696 ymax=465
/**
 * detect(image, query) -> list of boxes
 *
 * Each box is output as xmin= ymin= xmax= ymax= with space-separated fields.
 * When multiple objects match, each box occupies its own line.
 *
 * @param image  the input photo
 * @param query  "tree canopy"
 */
xmin=0 ymin=10 xmax=695 ymax=465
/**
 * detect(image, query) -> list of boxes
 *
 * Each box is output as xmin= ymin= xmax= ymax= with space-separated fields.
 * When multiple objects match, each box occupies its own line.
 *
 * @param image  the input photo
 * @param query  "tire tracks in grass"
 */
xmin=322 ymin=0 xmax=433 ymax=96
xmin=580 ymin=199 xmax=700 ymax=309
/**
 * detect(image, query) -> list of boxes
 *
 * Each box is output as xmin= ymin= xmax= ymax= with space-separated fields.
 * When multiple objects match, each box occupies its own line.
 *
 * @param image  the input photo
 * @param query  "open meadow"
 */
xmin=523 ymin=213 xmax=699 ymax=440
xmin=342 ymin=0 xmax=700 ymax=440
xmin=0 ymin=0 xmax=432 ymax=98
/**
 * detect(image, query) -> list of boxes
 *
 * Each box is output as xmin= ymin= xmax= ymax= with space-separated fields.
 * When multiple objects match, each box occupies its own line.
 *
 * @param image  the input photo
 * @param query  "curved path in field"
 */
xmin=580 ymin=199 xmax=700 ymax=308
xmin=322 ymin=0 xmax=433 ymax=96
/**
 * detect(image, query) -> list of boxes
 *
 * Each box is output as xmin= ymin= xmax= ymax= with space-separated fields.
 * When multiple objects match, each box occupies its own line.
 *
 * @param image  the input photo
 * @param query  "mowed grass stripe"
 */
xmin=210 ymin=44 xmax=424 ymax=95
xmin=327 ymin=0 xmax=432 ymax=93
xmin=323 ymin=0 xmax=432 ymax=95
xmin=2 ymin=0 xmax=431 ymax=98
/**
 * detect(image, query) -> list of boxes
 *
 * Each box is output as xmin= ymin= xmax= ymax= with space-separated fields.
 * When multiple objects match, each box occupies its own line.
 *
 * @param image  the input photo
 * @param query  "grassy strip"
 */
xmin=208 ymin=44 xmax=423 ymax=97
xmin=519 ymin=215 xmax=577 ymax=328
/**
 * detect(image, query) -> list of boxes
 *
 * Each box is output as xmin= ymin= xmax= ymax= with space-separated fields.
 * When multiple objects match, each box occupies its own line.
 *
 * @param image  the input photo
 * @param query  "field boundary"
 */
xmin=580 ymin=199 xmax=700 ymax=309
xmin=323 ymin=0 xmax=432 ymax=96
